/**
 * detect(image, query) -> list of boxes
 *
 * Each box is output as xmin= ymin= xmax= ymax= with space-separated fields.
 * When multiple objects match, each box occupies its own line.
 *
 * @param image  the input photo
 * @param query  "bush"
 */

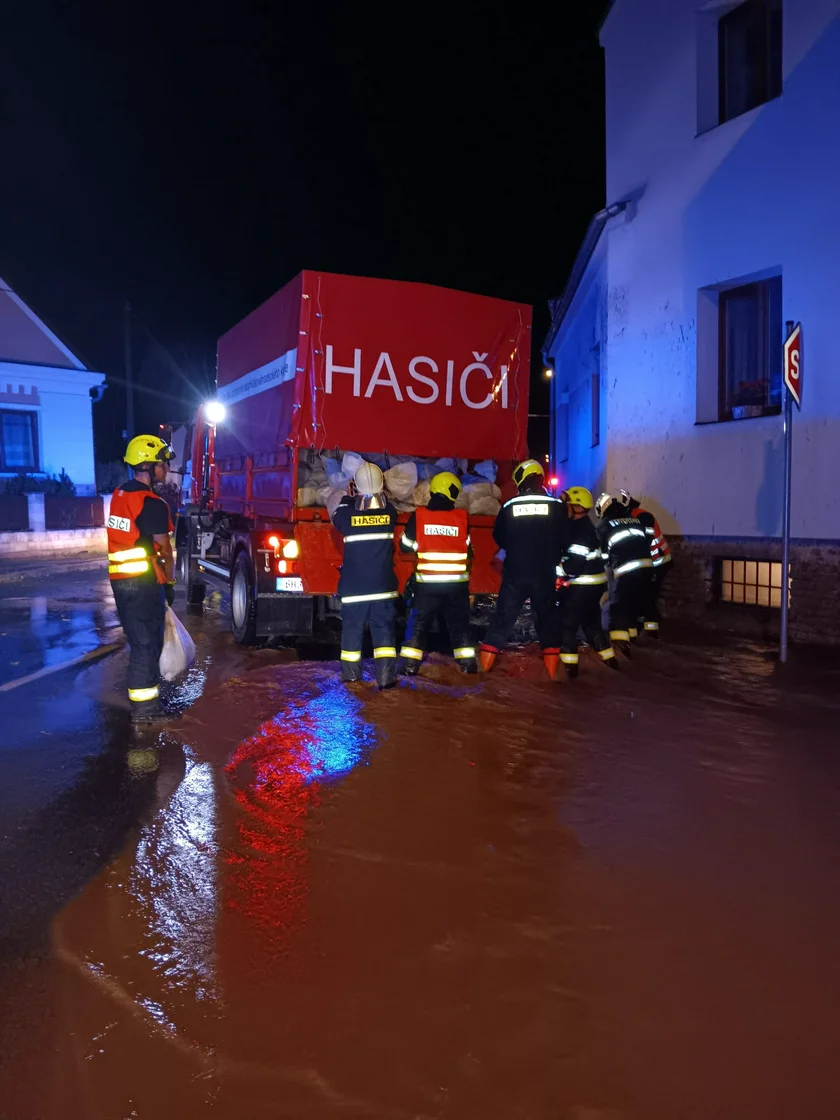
xmin=96 ymin=460 xmax=127 ymax=495
xmin=1 ymin=470 xmax=76 ymax=496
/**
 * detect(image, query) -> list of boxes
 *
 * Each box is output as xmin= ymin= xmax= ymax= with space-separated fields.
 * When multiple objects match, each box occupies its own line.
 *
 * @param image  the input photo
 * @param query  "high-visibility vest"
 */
xmin=632 ymin=505 xmax=672 ymax=567
xmin=414 ymin=508 xmax=470 ymax=584
xmin=107 ymin=487 xmax=173 ymax=583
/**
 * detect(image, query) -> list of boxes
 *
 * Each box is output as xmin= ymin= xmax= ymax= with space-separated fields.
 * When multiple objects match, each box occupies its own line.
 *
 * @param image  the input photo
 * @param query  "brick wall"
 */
xmin=0 ymin=528 xmax=106 ymax=557
xmin=660 ymin=536 xmax=840 ymax=646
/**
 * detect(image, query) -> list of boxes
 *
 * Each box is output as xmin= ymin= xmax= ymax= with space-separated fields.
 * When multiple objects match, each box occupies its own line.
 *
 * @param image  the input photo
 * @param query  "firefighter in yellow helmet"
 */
xmin=479 ymin=459 xmax=569 ymax=678
xmin=399 ymin=470 xmax=477 ymax=674
xmin=555 ymin=486 xmax=618 ymax=678
xmin=107 ymin=435 xmax=176 ymax=722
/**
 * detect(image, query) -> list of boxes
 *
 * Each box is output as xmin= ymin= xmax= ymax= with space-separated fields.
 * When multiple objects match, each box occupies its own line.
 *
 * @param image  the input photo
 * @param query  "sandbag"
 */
xmin=325 ymin=488 xmax=346 ymax=520
xmin=342 ymin=451 xmax=365 ymax=478
xmin=296 ymin=486 xmax=319 ymax=507
xmin=412 ymin=480 xmax=431 ymax=507
xmin=159 ymin=606 xmax=197 ymax=682
xmin=384 ymin=461 xmax=418 ymax=503
xmin=466 ymin=495 xmax=501 ymax=516
xmin=473 ymin=460 xmax=497 ymax=483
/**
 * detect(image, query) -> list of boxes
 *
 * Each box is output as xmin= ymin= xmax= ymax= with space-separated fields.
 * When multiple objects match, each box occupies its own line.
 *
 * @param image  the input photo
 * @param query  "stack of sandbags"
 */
xmin=412 ymin=479 xmax=431 ymax=507
xmin=383 ymin=461 xmax=418 ymax=511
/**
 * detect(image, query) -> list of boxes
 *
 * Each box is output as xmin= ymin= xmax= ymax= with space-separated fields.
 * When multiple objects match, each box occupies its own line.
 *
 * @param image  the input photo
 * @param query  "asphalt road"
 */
xmin=2 ymin=563 xmax=840 ymax=1119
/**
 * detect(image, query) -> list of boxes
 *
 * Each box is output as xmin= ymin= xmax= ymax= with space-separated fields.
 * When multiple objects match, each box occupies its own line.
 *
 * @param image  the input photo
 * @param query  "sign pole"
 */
xmin=780 ymin=319 xmax=802 ymax=664
xmin=780 ymin=351 xmax=792 ymax=663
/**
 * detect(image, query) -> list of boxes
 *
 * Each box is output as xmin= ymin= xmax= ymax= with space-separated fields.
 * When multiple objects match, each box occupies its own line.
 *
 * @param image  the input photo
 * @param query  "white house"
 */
xmin=545 ymin=0 xmax=840 ymax=644
xmin=0 ymin=277 xmax=104 ymax=495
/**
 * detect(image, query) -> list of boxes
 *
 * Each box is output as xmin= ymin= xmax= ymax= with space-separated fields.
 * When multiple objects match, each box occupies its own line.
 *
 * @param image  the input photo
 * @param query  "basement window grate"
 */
xmin=720 ymin=558 xmax=783 ymax=608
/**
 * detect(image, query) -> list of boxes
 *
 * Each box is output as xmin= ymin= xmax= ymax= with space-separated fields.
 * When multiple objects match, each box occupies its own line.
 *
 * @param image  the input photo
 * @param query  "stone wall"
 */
xmin=660 ymin=536 xmax=840 ymax=646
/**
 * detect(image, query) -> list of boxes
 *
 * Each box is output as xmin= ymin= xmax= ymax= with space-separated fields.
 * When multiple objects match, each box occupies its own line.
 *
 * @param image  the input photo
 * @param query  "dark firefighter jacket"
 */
xmin=332 ymin=496 xmax=399 ymax=603
xmin=557 ymin=514 xmax=607 ymax=587
xmin=493 ymin=488 xmax=569 ymax=580
xmin=597 ymin=501 xmax=653 ymax=578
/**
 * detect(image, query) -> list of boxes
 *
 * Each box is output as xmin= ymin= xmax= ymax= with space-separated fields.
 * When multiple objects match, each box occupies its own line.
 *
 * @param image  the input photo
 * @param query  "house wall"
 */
xmin=0 ymin=363 xmax=102 ymax=495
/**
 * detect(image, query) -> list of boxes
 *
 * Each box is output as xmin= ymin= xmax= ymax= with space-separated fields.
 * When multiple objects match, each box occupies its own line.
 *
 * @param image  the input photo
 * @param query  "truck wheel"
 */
xmin=231 ymin=551 xmax=258 ymax=646
xmin=179 ymin=525 xmax=206 ymax=606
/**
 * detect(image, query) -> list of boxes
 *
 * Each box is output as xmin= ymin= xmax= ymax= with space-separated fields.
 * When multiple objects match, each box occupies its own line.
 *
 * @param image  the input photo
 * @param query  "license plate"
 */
xmin=276 ymin=577 xmax=304 ymax=593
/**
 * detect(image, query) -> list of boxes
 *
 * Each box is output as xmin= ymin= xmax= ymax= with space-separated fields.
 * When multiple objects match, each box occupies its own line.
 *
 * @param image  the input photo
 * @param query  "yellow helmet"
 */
xmin=512 ymin=459 xmax=545 ymax=488
xmin=562 ymin=486 xmax=594 ymax=510
xmin=124 ymin=434 xmax=175 ymax=468
xmin=429 ymin=471 xmax=462 ymax=500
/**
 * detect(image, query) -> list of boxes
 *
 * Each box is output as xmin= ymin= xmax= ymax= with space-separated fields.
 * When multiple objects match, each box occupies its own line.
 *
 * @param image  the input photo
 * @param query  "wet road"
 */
xmin=2 ymin=569 xmax=840 ymax=1119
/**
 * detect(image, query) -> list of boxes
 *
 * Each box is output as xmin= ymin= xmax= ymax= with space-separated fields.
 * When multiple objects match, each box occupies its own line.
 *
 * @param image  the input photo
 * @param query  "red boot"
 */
xmin=542 ymin=648 xmax=560 ymax=680
xmin=479 ymin=644 xmax=498 ymax=672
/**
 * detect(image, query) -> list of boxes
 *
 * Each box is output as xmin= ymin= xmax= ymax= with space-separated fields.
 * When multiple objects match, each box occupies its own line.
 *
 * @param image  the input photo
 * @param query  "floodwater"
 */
xmin=3 ymin=612 xmax=840 ymax=1117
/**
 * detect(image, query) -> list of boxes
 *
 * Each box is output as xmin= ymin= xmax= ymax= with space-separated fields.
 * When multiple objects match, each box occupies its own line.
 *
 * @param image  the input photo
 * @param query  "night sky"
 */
xmin=1 ymin=1 xmax=605 ymax=462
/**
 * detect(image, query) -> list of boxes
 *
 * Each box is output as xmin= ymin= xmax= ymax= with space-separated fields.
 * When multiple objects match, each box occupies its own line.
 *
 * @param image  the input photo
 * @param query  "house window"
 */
xmin=0 ymin=410 xmax=39 ymax=470
xmin=591 ymin=347 xmax=601 ymax=448
xmin=718 ymin=0 xmax=782 ymax=125
xmin=720 ymin=558 xmax=783 ymax=607
xmin=718 ymin=277 xmax=782 ymax=420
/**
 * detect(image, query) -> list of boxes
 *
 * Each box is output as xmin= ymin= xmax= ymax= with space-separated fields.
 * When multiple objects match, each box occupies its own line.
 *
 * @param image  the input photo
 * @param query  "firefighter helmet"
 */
xmin=616 ymin=488 xmax=634 ymax=508
xmin=512 ymin=459 xmax=545 ymax=488
xmin=429 ymin=471 xmax=462 ymax=500
xmin=354 ymin=462 xmax=384 ymax=496
xmin=124 ymin=435 xmax=175 ymax=468
xmin=562 ymin=486 xmax=594 ymax=510
xmin=594 ymin=492 xmax=614 ymax=519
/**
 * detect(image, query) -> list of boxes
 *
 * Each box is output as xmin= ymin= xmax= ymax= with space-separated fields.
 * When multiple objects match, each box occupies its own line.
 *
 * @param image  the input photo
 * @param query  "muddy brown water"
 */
xmin=2 ymin=633 xmax=840 ymax=1119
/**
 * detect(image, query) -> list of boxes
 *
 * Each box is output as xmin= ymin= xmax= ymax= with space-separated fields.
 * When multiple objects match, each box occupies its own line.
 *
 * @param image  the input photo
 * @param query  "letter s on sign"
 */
xmin=406 ymin=356 xmax=439 ymax=404
xmin=460 ymin=352 xmax=493 ymax=411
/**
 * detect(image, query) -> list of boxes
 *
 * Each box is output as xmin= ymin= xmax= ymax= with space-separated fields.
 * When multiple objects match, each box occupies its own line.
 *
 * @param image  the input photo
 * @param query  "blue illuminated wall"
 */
xmin=551 ymin=1 xmax=840 ymax=542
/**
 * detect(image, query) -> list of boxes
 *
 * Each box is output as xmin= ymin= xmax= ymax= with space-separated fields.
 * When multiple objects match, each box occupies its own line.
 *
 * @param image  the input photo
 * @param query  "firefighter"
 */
xmin=107 ymin=435 xmax=176 ymax=722
xmin=617 ymin=489 xmax=672 ymax=639
xmin=479 ymin=459 xmax=568 ymax=679
xmin=398 ymin=471 xmax=477 ymax=674
xmin=594 ymin=492 xmax=653 ymax=658
xmin=331 ymin=462 xmax=399 ymax=689
xmin=556 ymin=486 xmax=618 ymax=678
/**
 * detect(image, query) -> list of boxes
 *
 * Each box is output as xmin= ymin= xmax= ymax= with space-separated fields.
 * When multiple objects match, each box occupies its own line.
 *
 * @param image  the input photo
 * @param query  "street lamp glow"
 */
xmin=205 ymin=399 xmax=226 ymax=424
xmin=544 ymin=368 xmax=554 ymax=379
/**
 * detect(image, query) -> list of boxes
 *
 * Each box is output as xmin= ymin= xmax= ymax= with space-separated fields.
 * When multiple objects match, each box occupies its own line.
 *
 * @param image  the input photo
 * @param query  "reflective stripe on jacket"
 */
xmin=598 ymin=514 xmax=652 ymax=579
xmin=632 ymin=505 xmax=672 ymax=567
xmin=414 ymin=507 xmax=470 ymax=584
xmin=331 ymin=497 xmax=399 ymax=601
xmin=107 ymin=487 xmax=172 ymax=583
xmin=557 ymin=514 xmax=607 ymax=586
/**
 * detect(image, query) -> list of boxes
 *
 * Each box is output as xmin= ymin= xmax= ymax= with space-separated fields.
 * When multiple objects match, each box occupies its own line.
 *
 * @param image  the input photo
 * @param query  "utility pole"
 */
xmin=124 ymin=300 xmax=134 ymax=439
xmin=780 ymin=320 xmax=803 ymax=664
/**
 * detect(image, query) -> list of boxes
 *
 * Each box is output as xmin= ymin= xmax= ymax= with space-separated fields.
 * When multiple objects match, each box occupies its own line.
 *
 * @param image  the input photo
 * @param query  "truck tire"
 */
xmin=231 ymin=551 xmax=258 ymax=646
xmin=179 ymin=523 xmax=206 ymax=606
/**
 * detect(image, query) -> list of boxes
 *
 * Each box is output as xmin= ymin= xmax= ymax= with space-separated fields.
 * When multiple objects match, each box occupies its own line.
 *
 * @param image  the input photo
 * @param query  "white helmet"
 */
xmin=354 ymin=461 xmax=384 ymax=497
xmin=594 ymin=492 xmax=613 ymax=519
xmin=617 ymin=488 xmax=633 ymax=509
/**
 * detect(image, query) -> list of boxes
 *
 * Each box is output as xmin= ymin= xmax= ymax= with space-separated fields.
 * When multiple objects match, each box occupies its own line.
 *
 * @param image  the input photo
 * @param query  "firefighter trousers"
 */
xmin=609 ymin=569 xmax=654 ymax=642
xmin=642 ymin=563 xmax=671 ymax=634
xmin=400 ymin=583 xmax=477 ymax=672
xmin=111 ymin=578 xmax=166 ymax=710
xmin=482 ymin=573 xmax=560 ymax=652
xmin=340 ymin=598 xmax=397 ymax=687
xmin=557 ymin=584 xmax=615 ymax=667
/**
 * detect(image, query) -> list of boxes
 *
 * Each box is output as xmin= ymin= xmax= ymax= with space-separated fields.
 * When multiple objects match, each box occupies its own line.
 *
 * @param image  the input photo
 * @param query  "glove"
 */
xmin=555 ymin=578 xmax=570 ymax=591
xmin=165 ymin=582 xmax=176 ymax=607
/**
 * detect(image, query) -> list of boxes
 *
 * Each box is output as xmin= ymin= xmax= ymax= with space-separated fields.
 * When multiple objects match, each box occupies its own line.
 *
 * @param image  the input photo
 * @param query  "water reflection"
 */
xmin=129 ymin=749 xmax=218 ymax=1005
xmin=224 ymin=677 xmax=378 ymax=952
xmin=0 ymin=596 xmax=118 ymax=685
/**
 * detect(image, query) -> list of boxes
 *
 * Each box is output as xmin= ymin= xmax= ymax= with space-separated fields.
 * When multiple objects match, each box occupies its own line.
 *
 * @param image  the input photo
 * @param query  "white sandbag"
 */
xmin=296 ymin=486 xmax=319 ymax=507
xmin=454 ymin=488 xmax=468 ymax=510
xmin=392 ymin=499 xmax=415 ymax=513
xmin=463 ymin=481 xmax=501 ymax=502
xmin=412 ymin=480 xmax=431 ymax=507
xmin=473 ymin=460 xmax=497 ymax=483
xmin=342 ymin=451 xmax=365 ymax=477
xmin=316 ymin=482 xmax=344 ymax=508
xmin=384 ymin=461 xmax=418 ymax=503
xmin=159 ymin=605 xmax=197 ymax=681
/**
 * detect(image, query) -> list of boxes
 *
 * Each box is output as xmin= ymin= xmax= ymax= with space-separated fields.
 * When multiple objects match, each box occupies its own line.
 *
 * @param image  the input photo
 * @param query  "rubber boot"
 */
xmin=375 ymin=659 xmax=398 ymax=691
xmin=617 ymin=641 xmax=633 ymax=660
xmin=605 ymin=656 xmax=621 ymax=671
xmin=565 ymin=663 xmax=579 ymax=681
xmin=130 ymin=698 xmax=169 ymax=724
xmin=400 ymin=661 xmax=420 ymax=677
xmin=479 ymin=646 xmax=498 ymax=672
xmin=458 ymin=658 xmax=479 ymax=675
xmin=542 ymin=650 xmax=560 ymax=680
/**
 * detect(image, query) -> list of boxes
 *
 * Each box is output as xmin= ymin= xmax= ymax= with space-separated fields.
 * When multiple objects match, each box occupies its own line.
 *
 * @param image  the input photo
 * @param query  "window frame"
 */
xmin=718 ymin=0 xmax=783 ymax=127
xmin=719 ymin=557 xmax=785 ymax=609
xmin=717 ymin=277 xmax=782 ymax=423
xmin=0 ymin=408 xmax=40 ymax=472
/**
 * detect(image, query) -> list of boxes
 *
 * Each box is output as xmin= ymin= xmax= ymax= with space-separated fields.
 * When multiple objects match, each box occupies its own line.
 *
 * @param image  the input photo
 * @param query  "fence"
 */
xmin=44 ymin=496 xmax=105 ymax=531
xmin=0 ymin=494 xmax=29 ymax=532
